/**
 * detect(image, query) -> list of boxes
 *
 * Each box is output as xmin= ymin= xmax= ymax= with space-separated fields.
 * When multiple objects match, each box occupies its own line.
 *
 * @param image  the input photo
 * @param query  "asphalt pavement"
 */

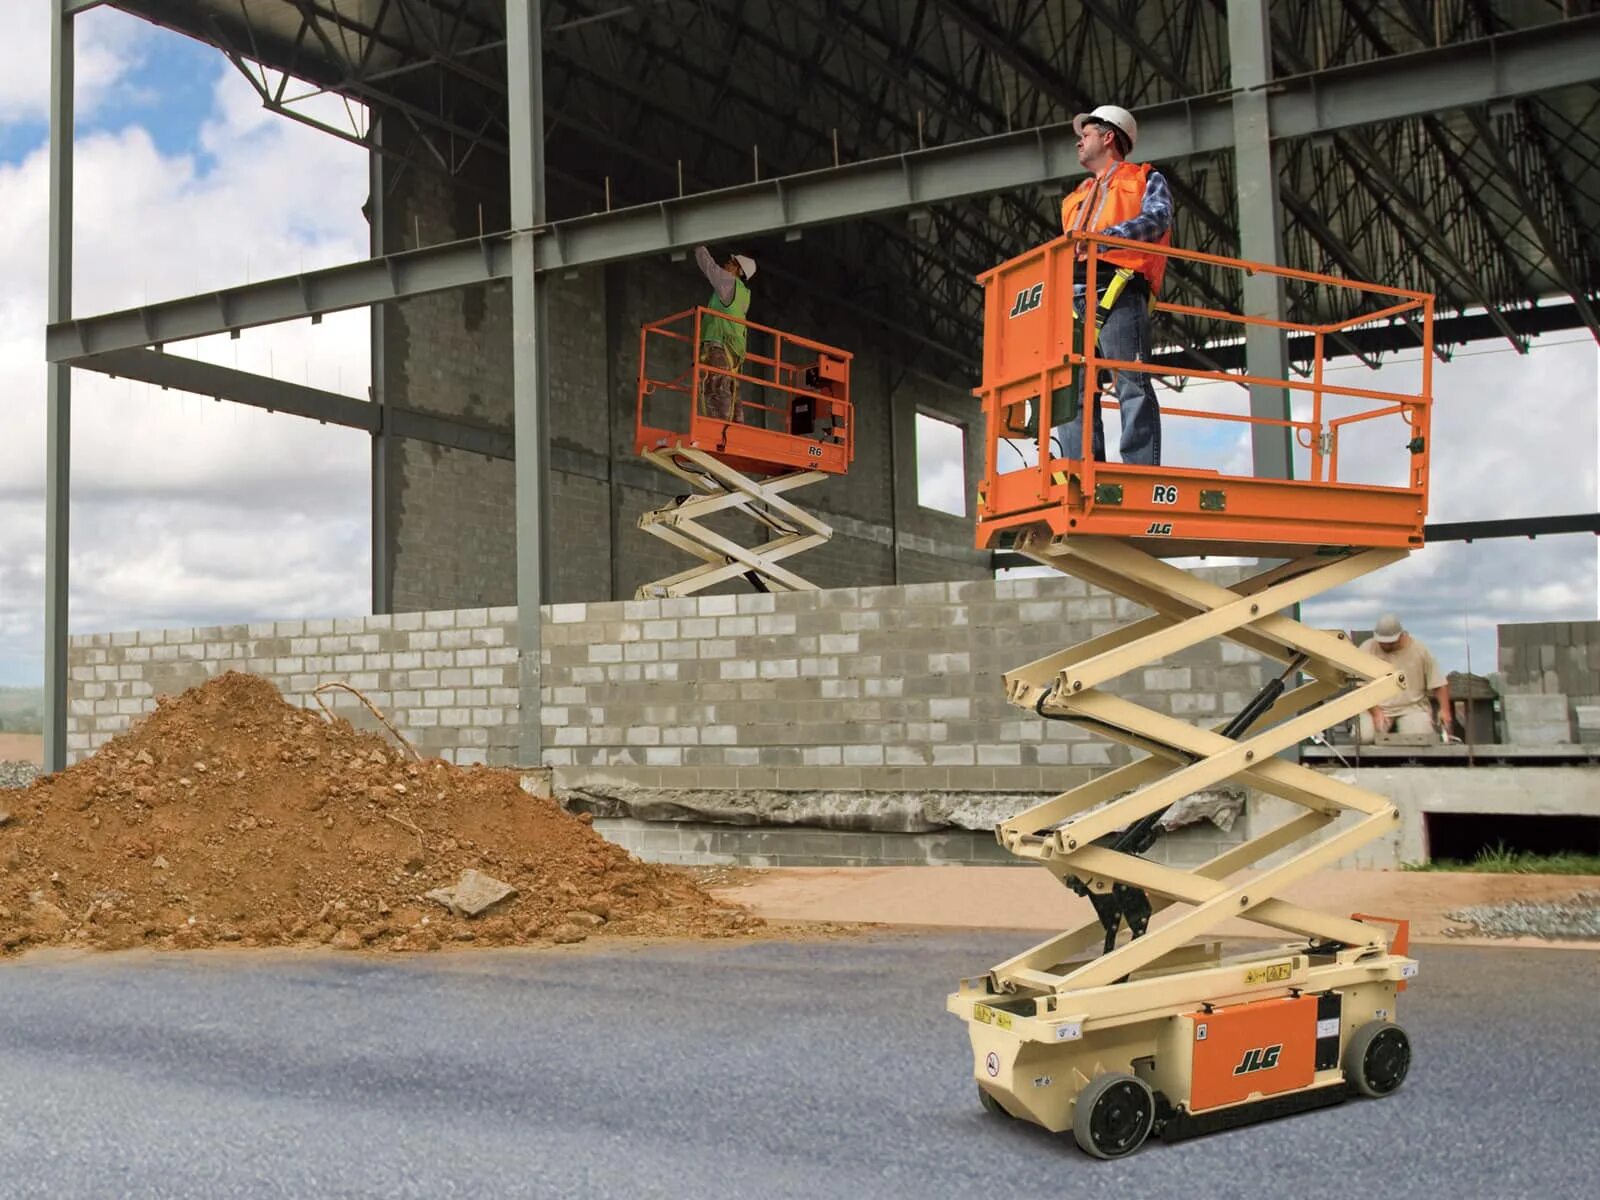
xmin=1 ymin=933 xmax=1595 ymax=1199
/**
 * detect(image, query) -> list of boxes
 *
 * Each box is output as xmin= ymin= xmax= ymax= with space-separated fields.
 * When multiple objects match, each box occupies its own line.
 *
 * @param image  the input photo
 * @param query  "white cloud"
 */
xmin=0 ymin=21 xmax=371 ymax=685
xmin=915 ymin=412 xmax=968 ymax=516
xmin=0 ymin=6 xmax=154 ymax=124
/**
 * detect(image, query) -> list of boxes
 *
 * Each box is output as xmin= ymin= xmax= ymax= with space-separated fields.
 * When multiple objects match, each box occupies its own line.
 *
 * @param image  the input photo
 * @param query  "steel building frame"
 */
xmin=41 ymin=1 xmax=1600 ymax=769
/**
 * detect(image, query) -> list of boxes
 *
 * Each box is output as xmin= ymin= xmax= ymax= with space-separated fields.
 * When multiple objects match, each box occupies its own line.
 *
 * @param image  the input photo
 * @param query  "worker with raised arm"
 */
xmin=1052 ymin=104 xmax=1172 ymax=466
xmin=1358 ymin=613 xmax=1457 ymax=742
xmin=693 ymin=246 xmax=756 ymax=423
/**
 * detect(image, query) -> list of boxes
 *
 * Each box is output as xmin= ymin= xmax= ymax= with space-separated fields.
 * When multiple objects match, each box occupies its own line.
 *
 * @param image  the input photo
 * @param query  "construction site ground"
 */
xmin=0 ymin=733 xmax=42 ymax=767
xmin=2 ymin=937 xmax=1594 ymax=1199
xmin=703 ymin=865 xmax=1600 ymax=949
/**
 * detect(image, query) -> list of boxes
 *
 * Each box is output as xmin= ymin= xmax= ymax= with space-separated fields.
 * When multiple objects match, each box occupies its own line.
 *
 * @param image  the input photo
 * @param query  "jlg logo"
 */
xmin=1008 ymin=283 xmax=1043 ymax=318
xmin=1232 ymin=1044 xmax=1283 ymax=1075
xmin=1144 ymin=521 xmax=1173 ymax=536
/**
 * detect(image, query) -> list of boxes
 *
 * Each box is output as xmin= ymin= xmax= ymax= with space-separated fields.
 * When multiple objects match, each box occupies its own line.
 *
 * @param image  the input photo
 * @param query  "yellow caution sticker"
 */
xmin=973 ymin=1004 xmax=1013 ymax=1031
xmin=1244 ymin=961 xmax=1294 ymax=985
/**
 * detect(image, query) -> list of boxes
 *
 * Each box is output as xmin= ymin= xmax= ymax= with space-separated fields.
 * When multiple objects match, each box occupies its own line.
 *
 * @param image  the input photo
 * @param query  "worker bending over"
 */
xmin=1358 ymin=613 xmax=1456 ymax=742
xmin=1053 ymin=104 xmax=1172 ymax=466
xmin=694 ymin=246 xmax=756 ymax=423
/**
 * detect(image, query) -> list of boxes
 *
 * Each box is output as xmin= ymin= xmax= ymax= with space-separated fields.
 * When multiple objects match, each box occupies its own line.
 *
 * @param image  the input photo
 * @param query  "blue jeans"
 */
xmin=1051 ymin=288 xmax=1161 ymax=466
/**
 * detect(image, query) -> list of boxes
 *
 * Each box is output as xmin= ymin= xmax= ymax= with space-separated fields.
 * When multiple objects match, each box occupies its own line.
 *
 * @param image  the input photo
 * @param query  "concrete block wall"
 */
xmin=66 ymin=610 xmax=522 ymax=765
xmin=1496 ymin=620 xmax=1600 ymax=741
xmin=66 ymin=575 xmax=1262 ymax=786
xmin=537 ymin=573 xmax=1261 ymax=793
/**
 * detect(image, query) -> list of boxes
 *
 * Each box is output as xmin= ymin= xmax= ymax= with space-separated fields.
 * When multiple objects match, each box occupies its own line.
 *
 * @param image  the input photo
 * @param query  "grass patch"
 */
xmin=1403 ymin=842 xmax=1600 ymax=875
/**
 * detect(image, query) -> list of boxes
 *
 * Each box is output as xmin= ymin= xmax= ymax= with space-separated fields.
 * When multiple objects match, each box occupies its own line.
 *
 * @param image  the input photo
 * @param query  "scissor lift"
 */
xmin=633 ymin=308 xmax=853 ymax=599
xmin=949 ymin=232 xmax=1434 ymax=1156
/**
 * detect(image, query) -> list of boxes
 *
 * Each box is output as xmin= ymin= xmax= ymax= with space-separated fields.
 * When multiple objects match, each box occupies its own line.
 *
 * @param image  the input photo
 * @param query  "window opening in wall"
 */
xmin=915 ymin=413 xmax=967 ymax=517
xmin=1424 ymin=812 xmax=1600 ymax=864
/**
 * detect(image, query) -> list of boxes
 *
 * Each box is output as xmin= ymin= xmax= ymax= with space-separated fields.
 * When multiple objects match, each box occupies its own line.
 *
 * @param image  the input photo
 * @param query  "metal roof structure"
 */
xmin=39 ymin=0 xmax=1600 ymax=770
xmin=79 ymin=0 xmax=1600 ymax=372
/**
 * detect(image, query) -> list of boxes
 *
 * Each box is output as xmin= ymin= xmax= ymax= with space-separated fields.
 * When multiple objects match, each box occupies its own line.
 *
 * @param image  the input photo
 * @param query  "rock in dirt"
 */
xmin=425 ymin=868 xmax=518 ymax=918
xmin=549 ymin=923 xmax=590 ymax=944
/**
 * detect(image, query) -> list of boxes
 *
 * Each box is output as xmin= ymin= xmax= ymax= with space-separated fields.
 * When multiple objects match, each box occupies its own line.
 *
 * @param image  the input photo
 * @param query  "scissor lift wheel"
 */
xmin=1074 ymin=1073 xmax=1156 ymax=1160
xmin=1344 ymin=1021 xmax=1412 ymax=1098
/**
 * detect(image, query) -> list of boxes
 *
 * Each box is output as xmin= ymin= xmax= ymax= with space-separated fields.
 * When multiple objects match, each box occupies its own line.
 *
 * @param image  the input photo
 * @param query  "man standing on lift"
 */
xmin=694 ymin=246 xmax=756 ymax=423
xmin=1053 ymin=104 xmax=1172 ymax=467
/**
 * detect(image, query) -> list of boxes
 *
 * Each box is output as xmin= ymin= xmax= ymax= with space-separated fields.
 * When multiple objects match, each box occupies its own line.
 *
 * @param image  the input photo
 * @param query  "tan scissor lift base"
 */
xmin=634 ymin=447 xmax=833 ymax=599
xmin=948 ymin=530 xmax=1418 ymax=1157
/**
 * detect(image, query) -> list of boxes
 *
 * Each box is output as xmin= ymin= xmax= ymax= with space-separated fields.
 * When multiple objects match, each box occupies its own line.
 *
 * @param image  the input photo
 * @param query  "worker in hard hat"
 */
xmin=694 ymin=246 xmax=756 ymax=423
xmin=1356 ymin=613 xmax=1457 ymax=742
xmin=1052 ymin=104 xmax=1172 ymax=467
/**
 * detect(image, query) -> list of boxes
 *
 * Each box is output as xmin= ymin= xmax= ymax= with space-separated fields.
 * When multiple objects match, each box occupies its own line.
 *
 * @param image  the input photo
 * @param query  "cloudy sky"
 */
xmin=0 ymin=6 xmax=372 ymax=686
xmin=0 ymin=6 xmax=1595 ymax=689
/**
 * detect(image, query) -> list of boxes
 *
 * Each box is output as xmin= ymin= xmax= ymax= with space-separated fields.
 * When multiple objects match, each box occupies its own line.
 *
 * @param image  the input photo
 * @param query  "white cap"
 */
xmin=1073 ymin=105 xmax=1138 ymax=153
xmin=732 ymin=254 xmax=757 ymax=280
xmin=1374 ymin=613 xmax=1404 ymax=644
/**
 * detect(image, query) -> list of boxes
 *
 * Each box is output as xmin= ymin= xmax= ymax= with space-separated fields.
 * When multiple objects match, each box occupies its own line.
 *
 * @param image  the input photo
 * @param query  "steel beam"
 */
xmin=1228 ymin=0 xmax=1292 ymax=479
xmin=45 ymin=0 xmax=74 ymax=773
xmin=76 ymin=348 xmax=514 ymax=458
xmin=506 ymin=0 xmax=548 ymax=767
xmin=44 ymin=17 xmax=1600 ymax=364
xmin=80 ymin=349 xmax=374 ymax=427
xmin=47 ymin=234 xmax=514 ymax=361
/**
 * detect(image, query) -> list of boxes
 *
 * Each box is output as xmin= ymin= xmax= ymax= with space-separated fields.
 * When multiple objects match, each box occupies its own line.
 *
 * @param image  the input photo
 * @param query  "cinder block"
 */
xmin=1502 ymin=693 xmax=1573 ymax=744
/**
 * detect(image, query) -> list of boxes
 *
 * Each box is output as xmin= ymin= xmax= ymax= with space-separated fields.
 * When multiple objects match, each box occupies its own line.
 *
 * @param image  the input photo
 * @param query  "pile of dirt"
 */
xmin=0 ymin=672 xmax=756 ymax=955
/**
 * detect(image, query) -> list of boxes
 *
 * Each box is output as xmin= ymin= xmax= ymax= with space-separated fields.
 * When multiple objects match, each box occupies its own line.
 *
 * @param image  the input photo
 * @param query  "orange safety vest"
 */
xmin=1059 ymin=160 xmax=1170 ymax=296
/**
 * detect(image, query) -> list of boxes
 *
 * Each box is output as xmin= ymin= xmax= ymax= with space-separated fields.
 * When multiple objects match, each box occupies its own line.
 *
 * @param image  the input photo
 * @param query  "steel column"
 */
xmin=1228 ymin=0 xmax=1292 ymax=480
xmin=506 ymin=0 xmax=549 ymax=766
xmin=44 ymin=0 xmax=74 ymax=773
xmin=370 ymin=115 xmax=392 ymax=614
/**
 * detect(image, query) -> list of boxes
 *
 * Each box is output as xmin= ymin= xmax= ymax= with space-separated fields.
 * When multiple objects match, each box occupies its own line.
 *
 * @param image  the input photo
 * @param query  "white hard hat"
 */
xmin=732 ymin=254 xmax=757 ymax=280
xmin=1073 ymin=105 xmax=1138 ymax=153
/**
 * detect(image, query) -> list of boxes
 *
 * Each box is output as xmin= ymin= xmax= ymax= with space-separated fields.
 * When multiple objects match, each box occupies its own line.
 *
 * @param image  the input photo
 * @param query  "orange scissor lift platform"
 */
xmin=633 ymin=307 xmax=853 ymax=598
xmin=949 ymin=234 xmax=1431 ymax=1157
xmin=976 ymin=233 xmax=1432 ymax=561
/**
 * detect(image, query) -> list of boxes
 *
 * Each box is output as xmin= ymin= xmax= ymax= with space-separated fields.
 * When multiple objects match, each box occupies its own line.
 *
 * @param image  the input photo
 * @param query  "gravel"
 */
xmin=0 ymin=761 xmax=39 ymax=790
xmin=1446 ymin=892 xmax=1600 ymax=939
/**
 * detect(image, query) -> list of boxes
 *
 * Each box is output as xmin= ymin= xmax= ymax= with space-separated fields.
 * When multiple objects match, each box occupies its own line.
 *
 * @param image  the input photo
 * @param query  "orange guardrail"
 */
xmin=975 ymin=232 xmax=1435 ymax=558
xmin=635 ymin=307 xmax=854 ymax=478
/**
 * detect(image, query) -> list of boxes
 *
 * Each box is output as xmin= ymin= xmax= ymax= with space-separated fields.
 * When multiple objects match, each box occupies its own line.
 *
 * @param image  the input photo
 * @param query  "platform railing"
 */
xmin=978 ymin=232 xmax=1434 ymax=522
xmin=636 ymin=306 xmax=853 ymax=470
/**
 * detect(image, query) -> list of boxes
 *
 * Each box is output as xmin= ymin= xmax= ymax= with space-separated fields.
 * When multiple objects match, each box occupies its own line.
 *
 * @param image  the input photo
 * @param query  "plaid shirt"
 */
xmin=1101 ymin=168 xmax=1173 ymax=243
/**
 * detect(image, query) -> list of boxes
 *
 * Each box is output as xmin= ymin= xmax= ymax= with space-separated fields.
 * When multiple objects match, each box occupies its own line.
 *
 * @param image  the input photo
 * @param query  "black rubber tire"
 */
xmin=977 ymin=1086 xmax=1011 ymax=1118
xmin=1344 ymin=1020 xmax=1412 ymax=1098
xmin=1072 ymin=1072 xmax=1155 ymax=1160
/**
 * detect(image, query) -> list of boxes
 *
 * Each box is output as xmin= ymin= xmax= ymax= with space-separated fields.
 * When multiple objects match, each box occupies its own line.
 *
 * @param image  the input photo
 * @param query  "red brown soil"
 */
xmin=0 ymin=673 xmax=756 ymax=955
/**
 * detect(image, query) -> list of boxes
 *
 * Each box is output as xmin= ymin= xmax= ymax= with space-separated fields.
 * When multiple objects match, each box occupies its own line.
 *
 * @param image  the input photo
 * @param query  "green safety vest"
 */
xmin=702 ymin=277 xmax=751 ymax=361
